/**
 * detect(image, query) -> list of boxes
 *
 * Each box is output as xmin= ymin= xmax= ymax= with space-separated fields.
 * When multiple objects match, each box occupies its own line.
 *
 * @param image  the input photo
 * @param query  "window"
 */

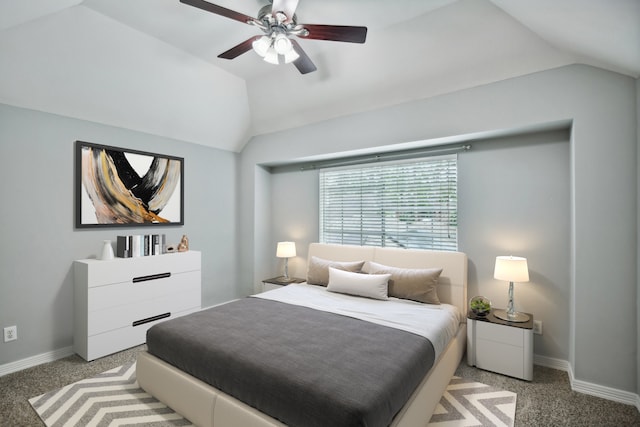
xmin=319 ymin=155 xmax=457 ymax=251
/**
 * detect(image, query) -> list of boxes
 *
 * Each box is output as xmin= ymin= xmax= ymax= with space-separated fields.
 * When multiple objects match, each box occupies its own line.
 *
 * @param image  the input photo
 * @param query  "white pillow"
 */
xmin=326 ymin=267 xmax=391 ymax=300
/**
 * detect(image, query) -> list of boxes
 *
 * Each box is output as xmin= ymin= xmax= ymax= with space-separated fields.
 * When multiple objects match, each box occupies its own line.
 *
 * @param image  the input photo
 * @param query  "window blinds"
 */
xmin=319 ymin=156 xmax=458 ymax=251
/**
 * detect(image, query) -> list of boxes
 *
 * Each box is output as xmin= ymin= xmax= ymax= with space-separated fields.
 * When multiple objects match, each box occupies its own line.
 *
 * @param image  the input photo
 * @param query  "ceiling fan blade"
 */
xmin=180 ymin=0 xmax=255 ymax=25
xmin=299 ymin=24 xmax=367 ymax=43
xmin=290 ymin=39 xmax=316 ymax=74
xmin=218 ymin=36 xmax=262 ymax=60
xmin=272 ymin=0 xmax=299 ymax=22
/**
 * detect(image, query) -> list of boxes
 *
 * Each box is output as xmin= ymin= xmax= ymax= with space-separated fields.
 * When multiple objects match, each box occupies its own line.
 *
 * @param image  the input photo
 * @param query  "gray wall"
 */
xmin=458 ymin=131 xmax=570 ymax=360
xmin=240 ymin=64 xmax=638 ymax=394
xmin=0 ymin=103 xmax=240 ymax=365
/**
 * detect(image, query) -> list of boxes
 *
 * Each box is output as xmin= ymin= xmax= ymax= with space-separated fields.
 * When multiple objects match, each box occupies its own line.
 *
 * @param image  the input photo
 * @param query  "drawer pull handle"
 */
xmin=133 ymin=312 xmax=171 ymax=327
xmin=132 ymin=272 xmax=171 ymax=283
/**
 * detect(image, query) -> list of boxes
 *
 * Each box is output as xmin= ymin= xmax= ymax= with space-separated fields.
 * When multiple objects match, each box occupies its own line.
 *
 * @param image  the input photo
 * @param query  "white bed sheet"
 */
xmin=252 ymin=283 xmax=461 ymax=359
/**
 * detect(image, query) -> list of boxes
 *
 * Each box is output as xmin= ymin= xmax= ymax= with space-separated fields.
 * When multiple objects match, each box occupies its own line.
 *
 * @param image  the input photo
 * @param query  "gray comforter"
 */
xmin=146 ymin=297 xmax=436 ymax=427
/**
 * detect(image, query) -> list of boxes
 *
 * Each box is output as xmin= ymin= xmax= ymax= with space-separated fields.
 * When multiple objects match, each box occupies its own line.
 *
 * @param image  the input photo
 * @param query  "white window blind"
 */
xmin=319 ymin=155 xmax=458 ymax=251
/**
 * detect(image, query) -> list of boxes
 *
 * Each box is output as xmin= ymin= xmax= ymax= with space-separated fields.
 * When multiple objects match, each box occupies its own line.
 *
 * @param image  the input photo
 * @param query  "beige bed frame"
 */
xmin=137 ymin=243 xmax=468 ymax=427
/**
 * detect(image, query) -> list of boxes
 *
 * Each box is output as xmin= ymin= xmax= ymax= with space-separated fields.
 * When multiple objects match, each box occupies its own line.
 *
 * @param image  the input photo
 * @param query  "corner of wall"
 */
xmin=636 ymin=76 xmax=640 ymax=401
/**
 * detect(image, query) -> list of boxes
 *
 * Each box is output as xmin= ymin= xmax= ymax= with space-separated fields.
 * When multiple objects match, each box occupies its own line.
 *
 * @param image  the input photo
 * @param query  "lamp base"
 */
xmin=493 ymin=309 xmax=530 ymax=323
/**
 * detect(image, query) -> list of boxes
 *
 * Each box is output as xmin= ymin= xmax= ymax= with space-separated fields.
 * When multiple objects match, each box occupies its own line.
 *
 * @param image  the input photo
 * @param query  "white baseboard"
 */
xmin=571 ymin=370 xmax=640 ymax=409
xmin=0 ymin=346 xmax=74 ymax=377
xmin=533 ymin=354 xmax=570 ymax=371
xmin=539 ymin=355 xmax=640 ymax=410
xmin=534 ymin=354 xmax=639 ymax=411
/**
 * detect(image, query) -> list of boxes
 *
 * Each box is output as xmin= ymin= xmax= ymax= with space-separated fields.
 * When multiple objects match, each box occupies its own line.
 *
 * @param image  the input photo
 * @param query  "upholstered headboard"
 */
xmin=307 ymin=243 xmax=468 ymax=316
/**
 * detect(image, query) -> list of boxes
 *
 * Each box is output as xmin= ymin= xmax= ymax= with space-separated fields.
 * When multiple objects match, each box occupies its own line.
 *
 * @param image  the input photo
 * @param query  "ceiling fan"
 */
xmin=179 ymin=0 xmax=368 ymax=74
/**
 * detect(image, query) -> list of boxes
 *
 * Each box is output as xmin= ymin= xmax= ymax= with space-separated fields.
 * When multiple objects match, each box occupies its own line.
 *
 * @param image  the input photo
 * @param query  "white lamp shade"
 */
xmin=283 ymin=48 xmax=300 ymax=64
xmin=252 ymin=36 xmax=271 ymax=57
xmin=494 ymin=256 xmax=529 ymax=282
xmin=273 ymin=33 xmax=292 ymax=55
xmin=263 ymin=47 xmax=280 ymax=64
xmin=276 ymin=241 xmax=296 ymax=258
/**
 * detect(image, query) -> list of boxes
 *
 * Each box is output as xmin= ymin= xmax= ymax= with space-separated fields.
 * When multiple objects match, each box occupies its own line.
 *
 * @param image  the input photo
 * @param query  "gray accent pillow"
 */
xmin=306 ymin=256 xmax=365 ymax=286
xmin=367 ymin=261 xmax=443 ymax=304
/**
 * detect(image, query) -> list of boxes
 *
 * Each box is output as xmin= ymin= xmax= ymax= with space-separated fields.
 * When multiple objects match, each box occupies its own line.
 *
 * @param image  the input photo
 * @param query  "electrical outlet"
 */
xmin=533 ymin=320 xmax=542 ymax=335
xmin=4 ymin=325 xmax=17 ymax=342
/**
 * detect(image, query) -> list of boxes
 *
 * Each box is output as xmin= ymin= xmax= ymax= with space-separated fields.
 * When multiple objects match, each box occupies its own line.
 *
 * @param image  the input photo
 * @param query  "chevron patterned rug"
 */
xmin=30 ymin=364 xmax=516 ymax=427
xmin=29 ymin=362 xmax=192 ymax=426
xmin=428 ymin=376 xmax=517 ymax=427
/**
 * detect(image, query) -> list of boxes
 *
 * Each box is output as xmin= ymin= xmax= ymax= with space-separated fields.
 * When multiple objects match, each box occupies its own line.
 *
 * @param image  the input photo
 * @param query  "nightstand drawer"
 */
xmin=476 ymin=339 xmax=525 ymax=379
xmin=476 ymin=321 xmax=524 ymax=347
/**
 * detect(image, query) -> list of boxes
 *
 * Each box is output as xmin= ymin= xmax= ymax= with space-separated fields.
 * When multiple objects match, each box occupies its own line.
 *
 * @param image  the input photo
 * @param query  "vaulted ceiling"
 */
xmin=0 ymin=0 xmax=638 ymax=152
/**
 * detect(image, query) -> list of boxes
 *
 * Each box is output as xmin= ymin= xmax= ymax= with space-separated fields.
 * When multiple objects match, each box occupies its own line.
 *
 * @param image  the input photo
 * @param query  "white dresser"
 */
xmin=74 ymin=251 xmax=201 ymax=361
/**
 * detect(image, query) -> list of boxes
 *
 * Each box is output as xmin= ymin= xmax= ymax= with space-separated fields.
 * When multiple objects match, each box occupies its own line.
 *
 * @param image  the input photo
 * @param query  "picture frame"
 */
xmin=75 ymin=141 xmax=184 ymax=228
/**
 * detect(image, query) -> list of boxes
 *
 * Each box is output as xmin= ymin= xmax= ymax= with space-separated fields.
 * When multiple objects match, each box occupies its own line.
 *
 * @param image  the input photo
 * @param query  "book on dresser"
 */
xmin=117 ymin=234 xmax=166 ymax=258
xmin=73 ymin=250 xmax=202 ymax=361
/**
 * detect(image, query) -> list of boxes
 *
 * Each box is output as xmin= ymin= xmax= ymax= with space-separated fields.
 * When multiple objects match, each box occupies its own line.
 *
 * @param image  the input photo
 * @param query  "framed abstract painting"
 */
xmin=75 ymin=141 xmax=184 ymax=228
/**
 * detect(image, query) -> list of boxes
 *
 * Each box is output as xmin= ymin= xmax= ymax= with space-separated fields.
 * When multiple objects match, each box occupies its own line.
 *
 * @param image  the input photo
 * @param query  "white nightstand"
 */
xmin=467 ymin=309 xmax=533 ymax=381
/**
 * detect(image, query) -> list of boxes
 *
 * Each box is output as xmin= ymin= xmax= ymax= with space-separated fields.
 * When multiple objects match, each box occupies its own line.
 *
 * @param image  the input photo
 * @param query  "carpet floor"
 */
xmin=1 ymin=345 xmax=639 ymax=426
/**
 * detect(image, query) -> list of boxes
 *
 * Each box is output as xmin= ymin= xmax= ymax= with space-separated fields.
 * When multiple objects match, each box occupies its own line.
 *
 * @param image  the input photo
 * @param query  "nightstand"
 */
xmin=467 ymin=309 xmax=533 ymax=381
xmin=261 ymin=276 xmax=305 ymax=292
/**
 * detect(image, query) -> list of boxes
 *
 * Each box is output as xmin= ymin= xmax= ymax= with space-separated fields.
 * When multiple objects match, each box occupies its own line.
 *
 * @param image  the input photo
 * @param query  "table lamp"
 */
xmin=276 ymin=241 xmax=296 ymax=281
xmin=493 ymin=255 xmax=530 ymax=322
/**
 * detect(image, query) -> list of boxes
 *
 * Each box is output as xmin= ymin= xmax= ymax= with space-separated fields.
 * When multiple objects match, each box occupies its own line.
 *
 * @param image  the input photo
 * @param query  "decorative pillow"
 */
xmin=366 ymin=261 xmax=443 ymax=305
xmin=306 ymin=256 xmax=365 ymax=286
xmin=326 ymin=267 xmax=391 ymax=300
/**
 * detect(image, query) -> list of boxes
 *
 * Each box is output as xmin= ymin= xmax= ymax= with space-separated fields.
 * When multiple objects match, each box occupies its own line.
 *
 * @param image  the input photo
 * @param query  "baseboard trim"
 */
xmin=0 ymin=346 xmax=74 ymax=377
xmin=533 ymin=354 xmax=570 ymax=371
xmin=534 ymin=354 xmax=639 ymax=411
xmin=566 ymin=360 xmax=640 ymax=409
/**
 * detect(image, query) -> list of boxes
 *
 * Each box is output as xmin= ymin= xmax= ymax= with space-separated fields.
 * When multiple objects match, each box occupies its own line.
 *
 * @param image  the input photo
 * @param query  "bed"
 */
xmin=137 ymin=243 xmax=468 ymax=427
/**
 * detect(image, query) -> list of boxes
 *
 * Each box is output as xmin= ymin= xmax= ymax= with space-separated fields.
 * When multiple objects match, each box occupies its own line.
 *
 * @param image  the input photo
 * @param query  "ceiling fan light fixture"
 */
xmin=263 ymin=47 xmax=280 ymax=64
xmin=252 ymin=35 xmax=271 ymax=57
xmin=179 ymin=0 xmax=367 ymax=74
xmin=273 ymin=33 xmax=292 ymax=55
xmin=283 ymin=48 xmax=300 ymax=64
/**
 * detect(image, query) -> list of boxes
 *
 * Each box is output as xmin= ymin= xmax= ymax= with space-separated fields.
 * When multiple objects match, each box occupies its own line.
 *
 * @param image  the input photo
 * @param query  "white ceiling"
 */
xmin=0 ymin=0 xmax=638 ymax=152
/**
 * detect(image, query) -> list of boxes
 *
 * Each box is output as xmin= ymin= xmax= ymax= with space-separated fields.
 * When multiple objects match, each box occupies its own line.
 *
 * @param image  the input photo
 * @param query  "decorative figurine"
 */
xmin=177 ymin=235 xmax=189 ymax=252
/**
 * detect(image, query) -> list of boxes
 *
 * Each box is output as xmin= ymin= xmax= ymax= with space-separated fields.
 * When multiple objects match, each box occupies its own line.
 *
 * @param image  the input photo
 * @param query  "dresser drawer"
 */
xmin=476 ymin=321 xmax=524 ymax=347
xmin=85 ymin=307 xmax=198 ymax=361
xmin=476 ymin=339 xmax=525 ymax=379
xmin=88 ymin=280 xmax=201 ymax=335
xmin=76 ymin=251 xmax=201 ymax=287
xmin=88 ymin=271 xmax=200 ymax=311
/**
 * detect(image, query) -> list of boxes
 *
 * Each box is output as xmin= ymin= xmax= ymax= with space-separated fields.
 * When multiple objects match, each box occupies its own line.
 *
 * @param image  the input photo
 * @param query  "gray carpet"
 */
xmin=2 ymin=345 xmax=639 ymax=426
